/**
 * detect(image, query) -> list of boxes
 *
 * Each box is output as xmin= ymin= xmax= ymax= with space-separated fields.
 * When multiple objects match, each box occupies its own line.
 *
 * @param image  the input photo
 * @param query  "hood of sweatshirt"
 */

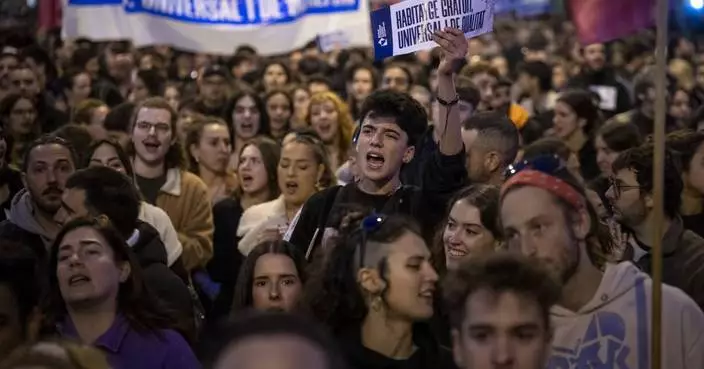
xmin=7 ymin=189 xmax=54 ymax=247
xmin=548 ymin=262 xmax=654 ymax=369
xmin=552 ymin=262 xmax=647 ymax=317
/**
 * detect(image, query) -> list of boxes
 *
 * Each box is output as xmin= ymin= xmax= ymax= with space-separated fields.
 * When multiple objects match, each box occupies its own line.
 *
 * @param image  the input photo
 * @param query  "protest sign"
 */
xmin=318 ymin=30 xmax=352 ymax=52
xmin=63 ymin=0 xmax=371 ymax=55
xmin=370 ymin=0 xmax=496 ymax=60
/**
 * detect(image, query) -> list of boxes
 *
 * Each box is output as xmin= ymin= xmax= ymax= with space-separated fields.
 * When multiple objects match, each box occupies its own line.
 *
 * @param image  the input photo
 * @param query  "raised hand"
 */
xmin=433 ymin=27 xmax=468 ymax=75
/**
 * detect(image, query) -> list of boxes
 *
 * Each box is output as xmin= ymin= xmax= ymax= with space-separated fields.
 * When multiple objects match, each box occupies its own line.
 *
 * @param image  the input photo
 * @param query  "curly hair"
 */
xmin=303 ymin=214 xmax=422 ymax=334
xmin=306 ymin=91 xmax=356 ymax=168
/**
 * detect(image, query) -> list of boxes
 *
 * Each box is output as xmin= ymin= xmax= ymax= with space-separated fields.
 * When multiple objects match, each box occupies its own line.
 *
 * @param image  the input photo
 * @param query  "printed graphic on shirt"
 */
xmin=547 ymin=279 xmax=650 ymax=369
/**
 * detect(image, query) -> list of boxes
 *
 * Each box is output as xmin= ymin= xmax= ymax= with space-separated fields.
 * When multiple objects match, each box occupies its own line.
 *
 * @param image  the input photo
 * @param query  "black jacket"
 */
xmin=629 ymin=216 xmax=704 ymax=311
xmin=132 ymin=221 xmax=195 ymax=335
xmin=339 ymin=324 xmax=457 ymax=369
xmin=288 ymin=149 xmax=467 ymax=257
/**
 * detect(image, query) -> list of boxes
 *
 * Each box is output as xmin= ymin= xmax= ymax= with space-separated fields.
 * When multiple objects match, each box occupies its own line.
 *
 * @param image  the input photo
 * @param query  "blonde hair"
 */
xmin=306 ymin=92 xmax=355 ymax=168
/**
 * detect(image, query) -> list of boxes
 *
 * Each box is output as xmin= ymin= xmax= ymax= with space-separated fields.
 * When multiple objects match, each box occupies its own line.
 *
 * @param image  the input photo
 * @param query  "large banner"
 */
xmin=62 ymin=0 xmax=372 ymax=55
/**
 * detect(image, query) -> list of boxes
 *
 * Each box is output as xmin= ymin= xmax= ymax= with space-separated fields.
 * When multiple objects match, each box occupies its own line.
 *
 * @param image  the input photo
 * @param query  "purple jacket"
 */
xmin=59 ymin=314 xmax=201 ymax=369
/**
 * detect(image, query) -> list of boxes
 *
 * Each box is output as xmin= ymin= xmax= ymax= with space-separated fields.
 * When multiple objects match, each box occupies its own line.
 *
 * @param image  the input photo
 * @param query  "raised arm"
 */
xmin=432 ymin=28 xmax=468 ymax=156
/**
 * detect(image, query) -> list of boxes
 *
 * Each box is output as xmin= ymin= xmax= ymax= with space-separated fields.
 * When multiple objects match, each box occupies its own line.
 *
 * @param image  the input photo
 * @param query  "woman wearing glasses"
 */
xmin=305 ymin=214 xmax=453 ymax=369
xmin=236 ymin=130 xmax=334 ymax=256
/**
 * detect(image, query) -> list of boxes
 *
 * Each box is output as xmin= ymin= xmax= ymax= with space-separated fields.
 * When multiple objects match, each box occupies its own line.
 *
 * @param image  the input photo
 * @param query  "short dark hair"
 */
xmin=51 ymin=124 xmax=93 ymax=167
xmin=596 ymin=121 xmax=642 ymax=152
xmin=198 ymin=311 xmax=346 ymax=369
xmin=463 ymin=111 xmax=520 ymax=167
xmin=517 ymin=61 xmax=553 ymax=92
xmin=359 ymin=89 xmax=427 ymax=148
xmin=136 ymin=69 xmax=166 ymax=97
xmin=523 ymin=137 xmax=572 ymax=162
xmin=22 ymin=135 xmax=79 ymax=173
xmin=612 ymin=144 xmax=683 ymax=218
xmin=307 ymin=74 xmax=332 ymax=89
xmin=0 ymin=240 xmax=42 ymax=335
xmin=103 ymin=102 xmax=136 ymax=132
xmin=65 ymin=167 xmax=141 ymax=238
xmin=443 ymin=251 xmax=560 ymax=330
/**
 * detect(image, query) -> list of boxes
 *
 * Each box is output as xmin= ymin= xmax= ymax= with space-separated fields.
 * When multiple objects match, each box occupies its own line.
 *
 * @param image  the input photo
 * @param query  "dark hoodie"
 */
xmin=339 ymin=324 xmax=457 ymax=369
xmin=567 ymin=68 xmax=631 ymax=119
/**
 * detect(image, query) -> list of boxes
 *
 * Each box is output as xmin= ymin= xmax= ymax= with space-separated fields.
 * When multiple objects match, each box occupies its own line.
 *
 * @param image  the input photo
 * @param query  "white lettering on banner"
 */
xmin=260 ymin=0 xmax=284 ymax=22
xmin=142 ymin=0 xmax=246 ymax=22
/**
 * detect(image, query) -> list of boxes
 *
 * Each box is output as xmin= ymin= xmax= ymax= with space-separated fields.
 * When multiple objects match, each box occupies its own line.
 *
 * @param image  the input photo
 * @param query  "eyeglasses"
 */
xmin=608 ymin=178 xmax=641 ymax=198
xmin=504 ymin=154 xmax=565 ymax=180
xmin=358 ymin=213 xmax=387 ymax=269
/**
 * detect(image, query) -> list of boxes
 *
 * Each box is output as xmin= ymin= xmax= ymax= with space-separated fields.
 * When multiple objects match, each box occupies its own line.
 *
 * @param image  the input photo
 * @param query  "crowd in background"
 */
xmin=2 ymin=13 xmax=704 ymax=369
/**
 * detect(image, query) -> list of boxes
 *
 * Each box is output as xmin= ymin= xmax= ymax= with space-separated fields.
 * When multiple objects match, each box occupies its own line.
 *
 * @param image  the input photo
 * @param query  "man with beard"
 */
xmin=607 ymin=144 xmax=704 ymax=310
xmin=499 ymin=154 xmax=704 ymax=368
xmin=0 ymin=135 xmax=77 ymax=262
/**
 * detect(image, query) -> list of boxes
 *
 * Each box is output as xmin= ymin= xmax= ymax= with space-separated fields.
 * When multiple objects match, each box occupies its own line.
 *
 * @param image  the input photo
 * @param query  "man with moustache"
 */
xmin=0 ymin=135 xmax=77 ymax=262
xmin=499 ymin=154 xmax=704 ymax=368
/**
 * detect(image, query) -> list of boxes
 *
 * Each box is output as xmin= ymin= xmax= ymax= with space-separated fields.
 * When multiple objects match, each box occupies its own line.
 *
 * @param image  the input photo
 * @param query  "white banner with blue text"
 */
xmin=63 ymin=0 xmax=371 ymax=55
xmin=370 ymin=0 xmax=496 ymax=60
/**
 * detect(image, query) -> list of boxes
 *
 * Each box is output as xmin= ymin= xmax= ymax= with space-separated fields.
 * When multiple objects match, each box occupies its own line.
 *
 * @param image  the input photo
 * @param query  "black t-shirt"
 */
xmin=136 ymin=173 xmax=167 ymax=205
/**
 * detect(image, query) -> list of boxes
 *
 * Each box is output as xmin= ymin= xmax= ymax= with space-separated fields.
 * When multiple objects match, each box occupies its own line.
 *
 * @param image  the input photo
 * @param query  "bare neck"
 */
xmin=241 ymin=189 xmax=271 ymax=210
xmin=68 ymin=302 xmax=117 ymax=344
xmin=198 ymin=166 xmax=225 ymax=187
xmin=133 ymin=157 xmax=166 ymax=179
xmin=361 ymin=311 xmax=415 ymax=359
xmin=565 ymin=129 xmax=588 ymax=153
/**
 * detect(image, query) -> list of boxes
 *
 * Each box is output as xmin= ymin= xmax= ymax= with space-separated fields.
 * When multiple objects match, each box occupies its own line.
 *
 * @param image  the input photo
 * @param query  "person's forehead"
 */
xmin=361 ymin=116 xmax=400 ymax=131
xmin=501 ymin=186 xmax=560 ymax=222
xmin=465 ymin=289 xmax=543 ymax=324
xmin=387 ymin=232 xmax=428 ymax=257
xmin=254 ymin=254 xmax=297 ymax=275
xmin=28 ymin=144 xmax=72 ymax=163
xmin=614 ymin=168 xmax=637 ymax=182
xmin=136 ymin=107 xmax=171 ymax=122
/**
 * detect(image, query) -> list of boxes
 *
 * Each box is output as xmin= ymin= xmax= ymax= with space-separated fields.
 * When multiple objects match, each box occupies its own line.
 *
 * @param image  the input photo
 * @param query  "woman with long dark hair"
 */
xmin=305 ymin=214 xmax=453 ymax=369
xmin=45 ymin=217 xmax=200 ymax=368
xmin=230 ymin=240 xmax=306 ymax=314
xmin=552 ymin=89 xmax=602 ymax=181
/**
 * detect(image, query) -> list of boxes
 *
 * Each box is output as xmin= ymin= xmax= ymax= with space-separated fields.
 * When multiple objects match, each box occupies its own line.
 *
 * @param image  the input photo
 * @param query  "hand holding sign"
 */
xmin=434 ymin=28 xmax=468 ymax=75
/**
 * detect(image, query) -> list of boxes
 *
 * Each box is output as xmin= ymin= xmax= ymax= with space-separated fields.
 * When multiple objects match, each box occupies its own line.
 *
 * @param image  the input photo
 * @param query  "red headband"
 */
xmin=501 ymin=169 xmax=586 ymax=210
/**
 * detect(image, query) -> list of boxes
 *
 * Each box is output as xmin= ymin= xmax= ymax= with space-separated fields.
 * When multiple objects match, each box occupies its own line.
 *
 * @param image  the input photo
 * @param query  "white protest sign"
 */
xmin=370 ymin=0 xmax=496 ymax=60
xmin=318 ymin=30 xmax=352 ymax=52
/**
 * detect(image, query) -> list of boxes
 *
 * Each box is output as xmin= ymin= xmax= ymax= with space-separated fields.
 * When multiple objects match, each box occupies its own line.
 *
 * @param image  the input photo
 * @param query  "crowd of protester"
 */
xmin=3 ymin=14 xmax=704 ymax=369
